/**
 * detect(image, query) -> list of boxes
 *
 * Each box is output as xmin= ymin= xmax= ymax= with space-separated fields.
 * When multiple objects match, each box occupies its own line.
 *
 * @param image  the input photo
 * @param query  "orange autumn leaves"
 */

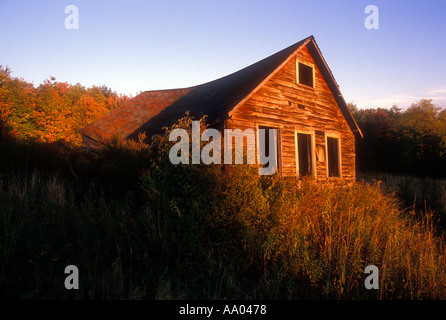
xmin=0 ymin=66 xmax=129 ymax=145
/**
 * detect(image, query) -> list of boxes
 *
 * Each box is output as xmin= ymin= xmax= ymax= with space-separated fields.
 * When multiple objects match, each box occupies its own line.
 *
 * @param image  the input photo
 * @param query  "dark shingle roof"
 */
xmin=80 ymin=35 xmax=362 ymax=144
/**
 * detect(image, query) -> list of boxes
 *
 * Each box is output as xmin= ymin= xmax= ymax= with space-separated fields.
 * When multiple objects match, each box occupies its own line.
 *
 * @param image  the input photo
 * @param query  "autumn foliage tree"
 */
xmin=351 ymin=99 xmax=446 ymax=177
xmin=0 ymin=65 xmax=129 ymax=145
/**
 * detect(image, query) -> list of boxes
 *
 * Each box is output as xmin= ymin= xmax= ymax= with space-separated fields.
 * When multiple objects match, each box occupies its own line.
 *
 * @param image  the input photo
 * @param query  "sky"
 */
xmin=0 ymin=0 xmax=445 ymax=109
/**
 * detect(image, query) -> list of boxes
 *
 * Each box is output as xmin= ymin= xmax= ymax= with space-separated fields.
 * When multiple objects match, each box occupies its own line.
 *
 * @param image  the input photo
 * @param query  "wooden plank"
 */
xmin=228 ymin=45 xmax=356 ymax=180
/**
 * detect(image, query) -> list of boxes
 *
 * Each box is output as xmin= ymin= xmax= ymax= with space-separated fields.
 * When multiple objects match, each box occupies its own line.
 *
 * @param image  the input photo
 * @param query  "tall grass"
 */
xmin=245 ymin=176 xmax=446 ymax=299
xmin=0 ymin=170 xmax=141 ymax=299
xmin=2 ymin=167 xmax=445 ymax=299
xmin=1 ymin=117 xmax=446 ymax=299
xmin=358 ymin=171 xmax=446 ymax=227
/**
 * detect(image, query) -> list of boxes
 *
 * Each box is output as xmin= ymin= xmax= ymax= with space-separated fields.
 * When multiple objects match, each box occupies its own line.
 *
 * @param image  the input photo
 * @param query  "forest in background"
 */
xmin=0 ymin=65 xmax=129 ymax=145
xmin=351 ymin=99 xmax=446 ymax=178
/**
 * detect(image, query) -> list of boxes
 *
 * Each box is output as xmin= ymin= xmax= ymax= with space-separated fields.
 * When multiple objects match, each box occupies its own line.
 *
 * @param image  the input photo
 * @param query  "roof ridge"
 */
xmin=141 ymin=86 xmax=198 ymax=94
xmin=228 ymin=35 xmax=314 ymax=117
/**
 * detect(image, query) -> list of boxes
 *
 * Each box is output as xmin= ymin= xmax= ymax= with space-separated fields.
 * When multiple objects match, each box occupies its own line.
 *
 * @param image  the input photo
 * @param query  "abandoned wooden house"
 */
xmin=79 ymin=35 xmax=362 ymax=182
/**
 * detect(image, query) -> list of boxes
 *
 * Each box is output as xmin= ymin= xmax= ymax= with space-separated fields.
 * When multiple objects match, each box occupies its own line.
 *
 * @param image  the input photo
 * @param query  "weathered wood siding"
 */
xmin=226 ymin=45 xmax=356 ymax=182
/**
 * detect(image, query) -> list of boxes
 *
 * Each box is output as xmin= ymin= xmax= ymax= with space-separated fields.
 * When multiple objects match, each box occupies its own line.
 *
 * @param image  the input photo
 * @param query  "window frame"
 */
xmin=296 ymin=60 xmax=315 ymax=89
xmin=294 ymin=129 xmax=316 ymax=178
xmin=256 ymin=123 xmax=282 ymax=175
xmin=324 ymin=132 xmax=342 ymax=179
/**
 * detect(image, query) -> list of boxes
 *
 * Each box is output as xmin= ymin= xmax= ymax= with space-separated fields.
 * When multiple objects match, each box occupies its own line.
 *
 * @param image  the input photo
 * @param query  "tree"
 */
xmin=398 ymin=100 xmax=446 ymax=175
xmin=353 ymin=99 xmax=446 ymax=177
xmin=0 ymin=66 xmax=129 ymax=145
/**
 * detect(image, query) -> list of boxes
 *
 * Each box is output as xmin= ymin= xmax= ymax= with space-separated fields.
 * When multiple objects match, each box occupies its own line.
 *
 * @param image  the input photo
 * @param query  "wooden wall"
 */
xmin=226 ymin=45 xmax=356 ymax=182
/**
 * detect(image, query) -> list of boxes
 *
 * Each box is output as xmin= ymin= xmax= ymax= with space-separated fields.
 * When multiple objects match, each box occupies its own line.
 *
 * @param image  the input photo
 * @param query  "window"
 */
xmin=258 ymin=125 xmax=281 ymax=174
xmin=297 ymin=62 xmax=314 ymax=88
xmin=327 ymin=137 xmax=340 ymax=177
xmin=295 ymin=131 xmax=314 ymax=178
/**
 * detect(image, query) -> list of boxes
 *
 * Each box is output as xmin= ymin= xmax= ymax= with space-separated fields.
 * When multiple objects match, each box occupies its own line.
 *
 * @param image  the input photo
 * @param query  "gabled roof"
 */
xmin=80 ymin=35 xmax=362 ymax=144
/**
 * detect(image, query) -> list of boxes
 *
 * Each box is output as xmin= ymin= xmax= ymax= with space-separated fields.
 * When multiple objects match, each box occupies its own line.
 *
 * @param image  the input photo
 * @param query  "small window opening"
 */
xmin=298 ymin=62 xmax=314 ymax=88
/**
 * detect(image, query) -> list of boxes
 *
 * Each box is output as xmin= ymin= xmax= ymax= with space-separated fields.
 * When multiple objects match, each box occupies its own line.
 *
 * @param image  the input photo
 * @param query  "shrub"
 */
xmin=1 ymin=116 xmax=446 ymax=299
xmin=137 ymin=116 xmax=446 ymax=299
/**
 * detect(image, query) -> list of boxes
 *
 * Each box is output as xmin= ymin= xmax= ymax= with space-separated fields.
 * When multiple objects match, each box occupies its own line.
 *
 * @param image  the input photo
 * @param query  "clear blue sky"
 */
xmin=0 ymin=0 xmax=445 ymax=109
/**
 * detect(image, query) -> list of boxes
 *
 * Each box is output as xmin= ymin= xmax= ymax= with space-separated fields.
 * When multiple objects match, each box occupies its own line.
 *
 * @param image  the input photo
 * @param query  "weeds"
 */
xmin=1 ymin=118 xmax=446 ymax=299
xmin=358 ymin=171 xmax=446 ymax=227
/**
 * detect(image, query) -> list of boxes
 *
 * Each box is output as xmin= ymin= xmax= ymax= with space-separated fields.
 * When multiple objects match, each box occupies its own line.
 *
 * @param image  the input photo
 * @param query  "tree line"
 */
xmin=0 ymin=65 xmax=129 ymax=145
xmin=351 ymin=99 xmax=446 ymax=178
xmin=2 ymin=65 xmax=446 ymax=178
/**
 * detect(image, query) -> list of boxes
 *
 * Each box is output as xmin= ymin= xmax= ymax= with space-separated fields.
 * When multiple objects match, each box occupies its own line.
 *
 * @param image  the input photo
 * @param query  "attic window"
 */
xmin=297 ymin=62 xmax=314 ymax=88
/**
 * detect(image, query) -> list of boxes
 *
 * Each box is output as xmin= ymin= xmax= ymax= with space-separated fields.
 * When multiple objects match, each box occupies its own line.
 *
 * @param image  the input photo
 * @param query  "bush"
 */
xmin=136 ymin=116 xmax=446 ymax=299
xmin=1 ymin=116 xmax=446 ymax=299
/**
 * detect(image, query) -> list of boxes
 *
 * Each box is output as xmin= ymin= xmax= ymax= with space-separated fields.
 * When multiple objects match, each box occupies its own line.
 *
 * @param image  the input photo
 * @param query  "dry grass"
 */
xmin=2 ymin=119 xmax=446 ymax=299
xmin=235 ymin=175 xmax=446 ymax=299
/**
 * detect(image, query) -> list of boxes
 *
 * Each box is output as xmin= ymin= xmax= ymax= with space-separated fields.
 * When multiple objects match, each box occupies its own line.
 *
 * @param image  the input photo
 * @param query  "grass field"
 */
xmin=357 ymin=171 xmax=446 ymax=228
xmin=1 ymin=130 xmax=446 ymax=299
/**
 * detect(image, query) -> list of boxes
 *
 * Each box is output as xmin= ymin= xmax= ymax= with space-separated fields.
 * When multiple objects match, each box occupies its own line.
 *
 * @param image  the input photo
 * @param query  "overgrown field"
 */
xmin=358 ymin=171 xmax=446 ymax=227
xmin=1 ymin=118 xmax=446 ymax=299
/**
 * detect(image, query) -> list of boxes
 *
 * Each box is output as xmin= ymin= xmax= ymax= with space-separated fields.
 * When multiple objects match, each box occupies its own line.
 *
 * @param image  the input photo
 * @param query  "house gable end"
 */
xmin=228 ymin=37 xmax=361 ymax=138
xmin=227 ymin=43 xmax=357 ymax=180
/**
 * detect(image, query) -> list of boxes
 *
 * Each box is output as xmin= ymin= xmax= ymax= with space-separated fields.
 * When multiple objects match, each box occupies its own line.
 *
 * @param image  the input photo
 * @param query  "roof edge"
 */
xmin=228 ymin=35 xmax=314 ymax=118
xmin=307 ymin=39 xmax=363 ymax=138
xmin=227 ymin=35 xmax=362 ymax=138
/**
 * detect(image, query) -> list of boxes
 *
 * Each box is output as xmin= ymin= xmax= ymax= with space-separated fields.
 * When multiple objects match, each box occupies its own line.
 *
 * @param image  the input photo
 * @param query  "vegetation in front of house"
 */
xmin=2 ymin=67 xmax=446 ymax=299
xmin=1 ymin=114 xmax=446 ymax=300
